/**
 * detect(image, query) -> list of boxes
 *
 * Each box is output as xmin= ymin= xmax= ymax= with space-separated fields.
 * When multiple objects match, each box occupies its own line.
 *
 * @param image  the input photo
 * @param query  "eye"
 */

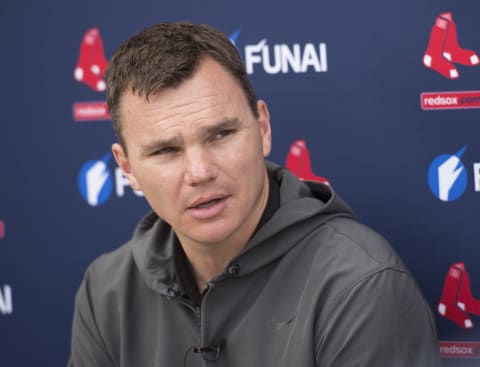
xmin=151 ymin=146 xmax=180 ymax=156
xmin=214 ymin=129 xmax=236 ymax=140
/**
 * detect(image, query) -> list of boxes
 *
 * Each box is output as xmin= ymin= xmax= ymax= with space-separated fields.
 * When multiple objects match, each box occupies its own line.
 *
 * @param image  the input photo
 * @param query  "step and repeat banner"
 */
xmin=1 ymin=0 xmax=480 ymax=365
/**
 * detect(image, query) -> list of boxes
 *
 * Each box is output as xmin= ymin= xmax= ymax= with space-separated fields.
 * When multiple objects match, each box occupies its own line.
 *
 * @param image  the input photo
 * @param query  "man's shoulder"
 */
xmin=293 ymin=215 xmax=418 ymax=319
xmin=292 ymin=214 xmax=410 ymax=297
xmin=87 ymin=211 xmax=161 ymax=272
xmin=321 ymin=216 xmax=406 ymax=271
xmin=83 ymin=238 xmax=137 ymax=292
xmin=328 ymin=218 xmax=406 ymax=270
xmin=79 ymin=211 xmax=173 ymax=300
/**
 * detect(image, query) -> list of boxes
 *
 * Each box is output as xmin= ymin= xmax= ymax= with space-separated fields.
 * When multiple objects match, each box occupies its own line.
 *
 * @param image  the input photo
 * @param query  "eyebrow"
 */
xmin=201 ymin=118 xmax=242 ymax=136
xmin=140 ymin=135 xmax=183 ymax=156
xmin=139 ymin=118 xmax=243 ymax=155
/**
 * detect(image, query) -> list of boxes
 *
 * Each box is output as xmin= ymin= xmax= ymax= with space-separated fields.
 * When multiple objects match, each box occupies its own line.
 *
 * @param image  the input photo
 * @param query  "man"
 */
xmin=68 ymin=22 xmax=441 ymax=366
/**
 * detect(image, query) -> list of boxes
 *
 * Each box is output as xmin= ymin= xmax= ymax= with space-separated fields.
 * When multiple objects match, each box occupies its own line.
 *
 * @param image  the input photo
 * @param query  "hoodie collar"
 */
xmin=131 ymin=161 xmax=354 ymax=296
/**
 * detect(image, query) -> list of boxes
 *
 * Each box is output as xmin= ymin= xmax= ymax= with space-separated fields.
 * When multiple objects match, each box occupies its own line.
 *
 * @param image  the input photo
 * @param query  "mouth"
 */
xmin=187 ymin=194 xmax=229 ymax=219
xmin=189 ymin=195 xmax=228 ymax=209
xmin=193 ymin=198 xmax=224 ymax=209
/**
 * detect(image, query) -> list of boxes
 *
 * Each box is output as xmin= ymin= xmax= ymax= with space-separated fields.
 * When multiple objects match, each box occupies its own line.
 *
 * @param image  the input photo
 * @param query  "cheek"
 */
xmin=220 ymin=142 xmax=259 ymax=174
xmin=139 ymin=171 xmax=183 ymax=221
xmin=221 ymin=137 xmax=265 ymax=185
xmin=135 ymin=163 xmax=176 ymax=197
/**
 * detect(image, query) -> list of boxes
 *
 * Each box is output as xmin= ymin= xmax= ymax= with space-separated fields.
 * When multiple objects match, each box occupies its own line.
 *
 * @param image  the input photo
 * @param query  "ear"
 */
xmin=112 ymin=143 xmax=141 ymax=191
xmin=256 ymin=100 xmax=272 ymax=157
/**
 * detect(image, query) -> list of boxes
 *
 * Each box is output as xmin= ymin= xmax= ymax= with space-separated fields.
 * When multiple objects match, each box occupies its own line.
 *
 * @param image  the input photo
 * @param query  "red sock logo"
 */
xmin=74 ymin=28 xmax=109 ymax=92
xmin=285 ymin=140 xmax=329 ymax=184
xmin=438 ymin=262 xmax=480 ymax=329
xmin=0 ymin=220 xmax=4 ymax=240
xmin=423 ymin=12 xmax=479 ymax=79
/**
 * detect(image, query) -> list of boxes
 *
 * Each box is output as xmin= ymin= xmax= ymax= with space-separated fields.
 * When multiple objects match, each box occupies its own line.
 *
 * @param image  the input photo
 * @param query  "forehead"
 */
xmin=118 ymin=58 xmax=252 ymax=133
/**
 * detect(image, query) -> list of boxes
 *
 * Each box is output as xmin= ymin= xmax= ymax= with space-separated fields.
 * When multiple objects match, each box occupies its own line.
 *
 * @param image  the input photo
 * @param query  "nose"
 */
xmin=183 ymin=147 xmax=218 ymax=186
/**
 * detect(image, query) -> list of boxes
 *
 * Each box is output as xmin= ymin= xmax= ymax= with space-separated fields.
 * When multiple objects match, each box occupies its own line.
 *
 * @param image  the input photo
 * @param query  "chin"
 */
xmin=192 ymin=232 xmax=232 ymax=245
xmin=187 ymin=225 xmax=237 ymax=245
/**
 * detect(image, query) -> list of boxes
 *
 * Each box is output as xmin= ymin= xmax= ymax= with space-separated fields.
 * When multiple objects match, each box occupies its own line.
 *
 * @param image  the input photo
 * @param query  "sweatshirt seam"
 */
xmin=321 ymin=266 xmax=409 ymax=320
xmin=324 ymin=220 xmax=401 ymax=269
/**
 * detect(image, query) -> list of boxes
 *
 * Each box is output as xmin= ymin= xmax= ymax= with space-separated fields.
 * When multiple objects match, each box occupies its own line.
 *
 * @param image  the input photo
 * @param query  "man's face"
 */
xmin=112 ymin=57 xmax=272 ymax=249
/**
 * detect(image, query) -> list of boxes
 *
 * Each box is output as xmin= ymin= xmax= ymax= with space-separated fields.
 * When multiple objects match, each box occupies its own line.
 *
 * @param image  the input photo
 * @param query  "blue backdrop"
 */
xmin=1 ymin=0 xmax=480 ymax=365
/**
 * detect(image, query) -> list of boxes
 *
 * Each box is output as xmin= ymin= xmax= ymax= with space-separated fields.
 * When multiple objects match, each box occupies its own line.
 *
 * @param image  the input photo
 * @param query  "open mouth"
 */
xmin=187 ymin=195 xmax=229 ymax=219
xmin=195 ymin=198 xmax=223 ymax=209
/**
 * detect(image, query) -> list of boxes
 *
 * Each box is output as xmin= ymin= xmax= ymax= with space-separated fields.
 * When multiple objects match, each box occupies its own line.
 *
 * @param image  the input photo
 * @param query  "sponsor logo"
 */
xmin=229 ymin=28 xmax=241 ymax=46
xmin=232 ymin=29 xmax=328 ymax=75
xmin=438 ymin=262 xmax=480 ymax=329
xmin=0 ymin=224 xmax=11 ymax=316
xmin=423 ymin=12 xmax=479 ymax=79
xmin=77 ymin=152 xmax=143 ymax=207
xmin=440 ymin=342 xmax=480 ymax=359
xmin=0 ymin=285 xmax=12 ymax=315
xmin=72 ymin=28 xmax=110 ymax=122
xmin=427 ymin=146 xmax=467 ymax=202
xmin=438 ymin=264 xmax=480 ymax=359
xmin=73 ymin=28 xmax=108 ymax=92
xmin=73 ymin=101 xmax=110 ymax=121
xmin=243 ymin=39 xmax=328 ymax=75
xmin=0 ymin=220 xmax=4 ymax=239
xmin=421 ymin=91 xmax=480 ymax=110
xmin=421 ymin=12 xmax=480 ymax=110
xmin=285 ymin=140 xmax=329 ymax=184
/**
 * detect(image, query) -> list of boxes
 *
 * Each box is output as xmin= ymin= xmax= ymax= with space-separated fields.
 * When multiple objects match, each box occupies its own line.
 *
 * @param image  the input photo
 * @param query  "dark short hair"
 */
xmin=106 ymin=21 xmax=259 ymax=150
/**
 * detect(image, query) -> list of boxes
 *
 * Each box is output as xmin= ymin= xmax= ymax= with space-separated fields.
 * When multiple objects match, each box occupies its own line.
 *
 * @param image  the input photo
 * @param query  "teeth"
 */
xmin=196 ymin=199 xmax=218 ymax=209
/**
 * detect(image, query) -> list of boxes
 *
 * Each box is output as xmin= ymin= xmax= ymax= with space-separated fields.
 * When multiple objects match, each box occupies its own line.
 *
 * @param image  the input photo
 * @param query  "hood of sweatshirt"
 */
xmin=130 ymin=161 xmax=355 ymax=297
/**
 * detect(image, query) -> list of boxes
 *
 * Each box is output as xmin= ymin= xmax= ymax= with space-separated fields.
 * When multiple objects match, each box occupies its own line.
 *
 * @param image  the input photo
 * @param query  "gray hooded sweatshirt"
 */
xmin=68 ymin=163 xmax=441 ymax=367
